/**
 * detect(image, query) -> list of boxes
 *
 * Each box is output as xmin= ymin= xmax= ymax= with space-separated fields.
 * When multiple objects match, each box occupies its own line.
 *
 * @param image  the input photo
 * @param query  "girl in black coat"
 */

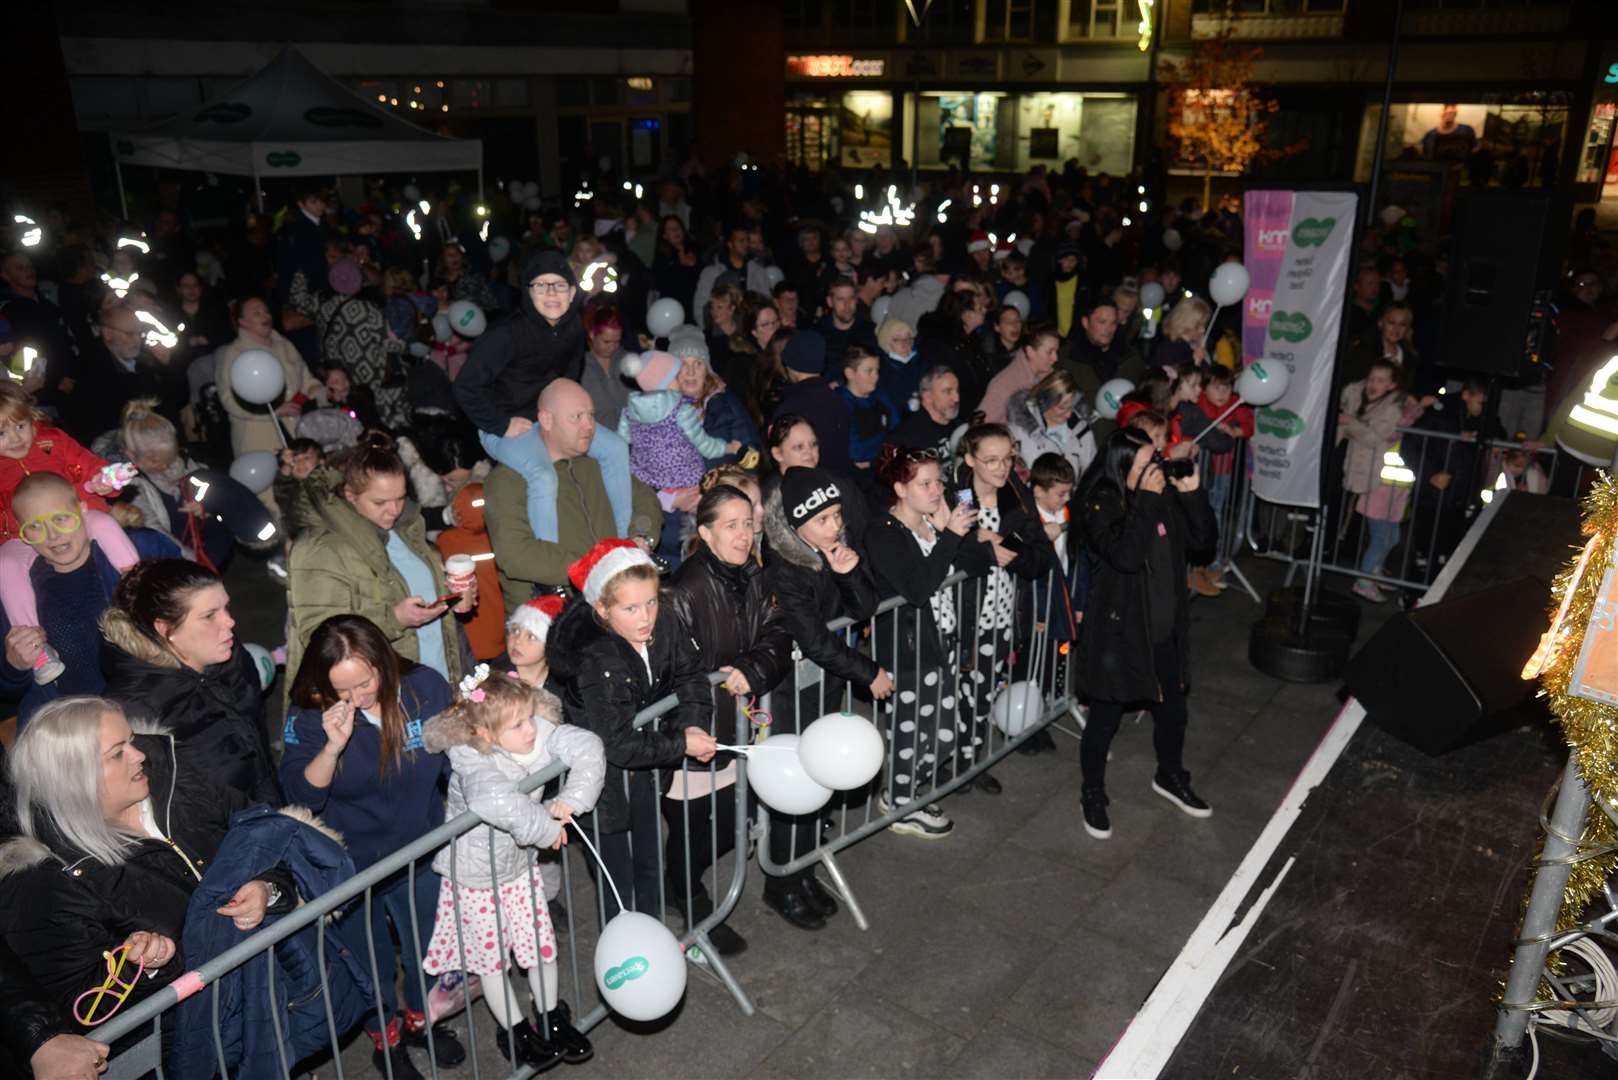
xmin=547 ymin=542 xmax=717 ymax=927
xmin=760 ymin=466 xmax=892 ymax=928
xmin=0 ymin=698 xmax=294 ymax=1057
xmin=951 ymin=424 xmax=1057 ymax=794
xmin=866 ymin=446 xmax=993 ymax=836
xmin=1076 ymin=428 xmax=1216 ymax=841
xmin=98 ymin=560 xmax=280 ymax=807
xmin=664 ymin=485 xmax=794 ymax=950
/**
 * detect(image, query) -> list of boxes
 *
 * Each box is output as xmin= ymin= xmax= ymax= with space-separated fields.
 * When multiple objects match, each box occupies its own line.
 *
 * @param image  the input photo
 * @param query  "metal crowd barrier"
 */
xmin=1194 ymin=438 xmax=1261 ymax=604
xmin=95 ymin=567 xmax=1077 ymax=1078
xmin=1242 ymin=426 xmax=1601 ymax=598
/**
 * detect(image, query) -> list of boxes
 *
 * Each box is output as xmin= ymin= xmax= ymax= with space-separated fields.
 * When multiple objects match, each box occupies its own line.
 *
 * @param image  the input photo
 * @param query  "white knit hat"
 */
xmin=568 ymin=538 xmax=656 ymax=605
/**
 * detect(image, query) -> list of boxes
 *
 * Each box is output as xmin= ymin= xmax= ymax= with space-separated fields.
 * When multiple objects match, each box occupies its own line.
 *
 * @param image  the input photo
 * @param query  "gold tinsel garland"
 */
xmin=1525 ymin=474 xmax=1618 ymax=983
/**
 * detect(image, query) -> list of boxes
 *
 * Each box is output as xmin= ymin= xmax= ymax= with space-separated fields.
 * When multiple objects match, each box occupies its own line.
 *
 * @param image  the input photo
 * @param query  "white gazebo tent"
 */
xmin=111 ymin=46 xmax=482 ymax=216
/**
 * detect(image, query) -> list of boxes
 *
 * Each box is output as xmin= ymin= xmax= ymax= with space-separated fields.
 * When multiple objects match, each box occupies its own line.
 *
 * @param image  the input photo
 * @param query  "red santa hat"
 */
xmin=993 ymin=238 xmax=1014 ymax=262
xmin=568 ymin=538 xmax=656 ymax=605
xmin=507 ymin=594 xmax=565 ymax=641
xmin=966 ymin=229 xmax=992 ymax=254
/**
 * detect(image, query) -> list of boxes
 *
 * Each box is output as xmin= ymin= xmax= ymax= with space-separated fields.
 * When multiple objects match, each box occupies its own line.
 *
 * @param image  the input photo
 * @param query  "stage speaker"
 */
xmin=1344 ymin=576 xmax=1550 ymax=755
xmin=1439 ymin=190 xmax=1567 ymax=378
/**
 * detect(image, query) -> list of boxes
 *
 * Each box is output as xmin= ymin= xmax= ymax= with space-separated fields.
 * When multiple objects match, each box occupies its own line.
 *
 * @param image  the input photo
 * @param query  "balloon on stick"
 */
xmin=1209 ymin=262 xmax=1251 ymax=307
xmin=1095 ymin=378 xmax=1134 ymax=420
xmin=230 ymin=350 xmax=285 ymax=405
xmin=1139 ymin=281 xmax=1166 ymax=311
xmin=647 ymin=298 xmax=685 ymax=337
xmin=1235 ymin=360 xmax=1291 ymax=407
xmin=1003 ymin=290 xmax=1031 ymax=320
xmin=228 ymin=451 xmax=278 ymax=494
xmin=798 ymin=712 xmax=885 ymax=791
xmin=447 ymin=300 xmax=487 ymax=338
xmin=1162 ymin=228 xmax=1183 ymax=252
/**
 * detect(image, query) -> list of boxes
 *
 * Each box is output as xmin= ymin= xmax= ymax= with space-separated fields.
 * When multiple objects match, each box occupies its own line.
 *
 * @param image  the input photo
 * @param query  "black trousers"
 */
xmin=1080 ymin=639 xmax=1189 ymax=790
xmin=588 ymin=772 xmax=665 ymax=929
xmin=760 ymin=678 xmax=830 ymax=896
xmin=661 ymin=785 xmax=740 ymax=915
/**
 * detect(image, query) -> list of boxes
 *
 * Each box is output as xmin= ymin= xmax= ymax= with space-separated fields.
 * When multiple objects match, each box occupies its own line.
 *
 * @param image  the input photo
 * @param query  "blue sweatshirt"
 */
xmin=279 ymin=665 xmax=453 ymax=869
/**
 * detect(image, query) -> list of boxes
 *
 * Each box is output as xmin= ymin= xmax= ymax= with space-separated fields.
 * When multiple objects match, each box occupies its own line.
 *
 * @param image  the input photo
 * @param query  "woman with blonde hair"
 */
xmin=1151 ymin=296 xmax=1212 ymax=368
xmin=1006 ymin=368 xmax=1096 ymax=480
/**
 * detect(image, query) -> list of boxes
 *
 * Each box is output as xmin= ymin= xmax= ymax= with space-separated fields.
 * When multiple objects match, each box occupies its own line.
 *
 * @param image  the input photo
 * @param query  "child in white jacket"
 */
xmin=422 ymin=666 xmax=605 ymax=1072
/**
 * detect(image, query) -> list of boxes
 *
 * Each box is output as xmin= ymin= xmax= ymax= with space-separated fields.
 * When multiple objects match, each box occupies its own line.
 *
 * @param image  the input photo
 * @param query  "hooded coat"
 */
xmin=285 ymin=466 xmax=462 ymax=692
xmin=453 ymin=251 xmax=585 ymax=436
xmin=546 ymin=600 xmax=709 ymax=834
xmin=99 ymin=608 xmax=281 ymax=807
xmin=760 ymin=484 xmax=881 ymax=700
xmin=0 ymin=729 xmax=296 ymax=1029
xmin=422 ymin=686 xmax=606 ymax=890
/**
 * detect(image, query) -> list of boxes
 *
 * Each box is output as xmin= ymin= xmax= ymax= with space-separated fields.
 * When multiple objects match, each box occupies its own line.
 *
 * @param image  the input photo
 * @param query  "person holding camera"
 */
xmin=1074 ymin=428 xmax=1216 ymax=840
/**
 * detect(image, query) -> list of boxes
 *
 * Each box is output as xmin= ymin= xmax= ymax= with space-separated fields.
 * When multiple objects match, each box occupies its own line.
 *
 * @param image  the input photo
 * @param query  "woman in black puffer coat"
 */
xmin=663 ymin=484 xmax=794 ymax=953
xmin=99 ymin=559 xmax=280 ymax=807
xmin=759 ymin=467 xmax=892 ymax=930
xmin=1075 ymin=428 xmax=1216 ymax=842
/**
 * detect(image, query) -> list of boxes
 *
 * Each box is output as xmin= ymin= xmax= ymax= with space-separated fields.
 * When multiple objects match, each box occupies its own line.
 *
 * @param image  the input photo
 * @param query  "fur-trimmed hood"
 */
xmin=99 ymin=604 xmax=181 ymax=670
xmin=763 ymin=480 xmax=834 ymax=572
xmin=422 ymin=684 xmax=564 ymax=755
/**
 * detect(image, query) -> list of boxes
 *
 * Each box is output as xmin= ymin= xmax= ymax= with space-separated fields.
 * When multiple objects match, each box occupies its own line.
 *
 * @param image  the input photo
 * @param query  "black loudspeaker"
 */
xmin=1439 ymin=190 xmax=1567 ymax=378
xmin=1344 ymin=576 xmax=1550 ymax=755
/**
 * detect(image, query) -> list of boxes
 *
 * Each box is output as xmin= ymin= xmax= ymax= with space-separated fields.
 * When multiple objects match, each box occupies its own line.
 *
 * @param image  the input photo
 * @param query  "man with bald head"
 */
xmin=483 ymin=378 xmax=663 ymax=609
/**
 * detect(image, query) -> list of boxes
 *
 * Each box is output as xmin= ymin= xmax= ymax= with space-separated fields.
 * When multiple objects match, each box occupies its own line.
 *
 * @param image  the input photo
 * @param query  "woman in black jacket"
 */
xmin=759 ymin=467 xmax=893 ymax=929
xmin=866 ymin=445 xmax=993 ymax=839
xmin=1076 ymin=428 xmax=1216 ymax=842
xmin=664 ymin=484 xmax=794 ymax=952
xmin=547 ymin=540 xmax=717 ymax=928
xmin=0 ymin=697 xmax=294 ymax=1059
xmin=98 ymin=559 xmax=280 ymax=807
xmin=950 ymin=424 xmax=1057 ymax=794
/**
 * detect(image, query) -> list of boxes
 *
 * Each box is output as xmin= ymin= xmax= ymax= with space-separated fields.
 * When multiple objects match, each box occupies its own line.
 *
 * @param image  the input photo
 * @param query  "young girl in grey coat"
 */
xmin=422 ymin=668 xmax=606 ymax=1071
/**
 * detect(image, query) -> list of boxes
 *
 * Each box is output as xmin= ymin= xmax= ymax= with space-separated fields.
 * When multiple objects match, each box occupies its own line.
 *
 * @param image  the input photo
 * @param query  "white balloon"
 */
xmin=228 ymin=451 xmax=278 ymax=494
xmin=1235 ymin=361 xmax=1291 ymax=407
xmin=871 ymin=295 xmax=892 ymax=325
xmin=1139 ymin=281 xmax=1166 ymax=310
xmin=746 ymin=734 xmax=833 ymax=816
xmin=647 ymin=298 xmax=685 ymax=337
xmin=594 ymin=911 xmax=687 ymax=1022
xmin=230 ymin=349 xmax=285 ymax=405
xmin=1095 ymin=378 xmax=1134 ymax=420
xmin=1209 ymin=262 xmax=1251 ymax=308
xmin=991 ymin=681 xmax=1044 ymax=737
xmin=488 ymin=236 xmax=512 ymax=263
xmin=403 ymin=183 xmax=422 ymax=202
xmin=243 ymin=642 xmax=275 ymax=691
xmin=523 ymin=196 xmax=543 ymax=213
xmin=798 ymin=712 xmax=885 ymax=791
xmin=432 ymin=313 xmax=454 ymax=343
xmin=1003 ymin=289 xmax=1031 ymax=320
xmin=764 ymin=265 xmax=785 ymax=288
xmin=1162 ymin=228 xmax=1183 ymax=252
xmin=447 ymin=300 xmax=487 ymax=338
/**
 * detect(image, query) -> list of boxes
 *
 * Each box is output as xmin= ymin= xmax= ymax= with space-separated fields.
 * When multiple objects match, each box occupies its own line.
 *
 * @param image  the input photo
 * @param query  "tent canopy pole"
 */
xmin=111 ymin=135 xmax=129 ymax=221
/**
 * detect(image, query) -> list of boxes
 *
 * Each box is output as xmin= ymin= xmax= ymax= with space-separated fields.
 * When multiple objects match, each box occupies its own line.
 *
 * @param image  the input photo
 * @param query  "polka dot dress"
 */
xmin=881 ymin=524 xmax=969 ymax=798
xmin=913 ymin=528 xmax=958 ymax=637
xmin=422 ymin=866 xmax=556 ymax=977
xmin=975 ymin=504 xmax=1017 ymax=631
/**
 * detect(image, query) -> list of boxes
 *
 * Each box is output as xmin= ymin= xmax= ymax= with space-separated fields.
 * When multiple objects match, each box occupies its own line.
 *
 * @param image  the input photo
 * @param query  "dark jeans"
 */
xmin=334 ymin=865 xmax=440 ymax=1034
xmin=589 ymin=772 xmax=665 ymax=929
xmin=1080 ymin=639 xmax=1188 ymax=791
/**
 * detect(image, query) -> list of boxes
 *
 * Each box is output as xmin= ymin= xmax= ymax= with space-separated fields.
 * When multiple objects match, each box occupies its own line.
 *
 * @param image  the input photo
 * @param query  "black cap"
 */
xmin=782 ymin=330 xmax=827 ymax=375
xmin=523 ymin=249 xmax=577 ymax=289
xmin=781 ymin=466 xmax=843 ymax=528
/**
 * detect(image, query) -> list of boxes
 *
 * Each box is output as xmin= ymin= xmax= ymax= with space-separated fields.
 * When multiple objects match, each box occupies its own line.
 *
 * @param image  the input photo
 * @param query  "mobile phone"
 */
xmin=430 ymin=592 xmax=463 ymax=607
xmin=957 ymin=488 xmax=975 ymax=509
xmin=1001 ymin=532 xmax=1026 ymax=555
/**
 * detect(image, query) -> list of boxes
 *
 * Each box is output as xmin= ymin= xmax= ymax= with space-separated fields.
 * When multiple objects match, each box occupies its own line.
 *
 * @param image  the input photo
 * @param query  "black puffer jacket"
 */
xmin=760 ymin=486 xmax=881 ymax=694
xmin=548 ymin=600 xmax=711 ymax=833
xmin=453 ymin=296 xmax=584 ymax=436
xmin=0 ymin=731 xmax=294 ymax=1025
xmin=99 ymin=609 xmax=281 ymax=807
xmin=0 ymin=937 xmax=69 ymax=1076
xmin=1077 ymin=483 xmax=1215 ymax=704
xmin=664 ymin=545 xmax=794 ymax=743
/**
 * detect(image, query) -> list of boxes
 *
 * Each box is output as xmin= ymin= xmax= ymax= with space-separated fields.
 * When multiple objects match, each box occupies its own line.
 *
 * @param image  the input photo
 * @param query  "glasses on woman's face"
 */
xmin=19 ymin=508 xmax=83 ymax=546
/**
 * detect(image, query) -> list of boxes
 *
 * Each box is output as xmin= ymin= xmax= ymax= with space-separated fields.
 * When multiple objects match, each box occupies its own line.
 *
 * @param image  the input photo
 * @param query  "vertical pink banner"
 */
xmin=1243 ymin=190 xmax=1293 ymax=365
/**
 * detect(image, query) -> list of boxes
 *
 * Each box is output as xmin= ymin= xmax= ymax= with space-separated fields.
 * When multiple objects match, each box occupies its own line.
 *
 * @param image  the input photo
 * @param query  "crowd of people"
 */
xmin=0 ymin=154 xmax=1603 ymax=1079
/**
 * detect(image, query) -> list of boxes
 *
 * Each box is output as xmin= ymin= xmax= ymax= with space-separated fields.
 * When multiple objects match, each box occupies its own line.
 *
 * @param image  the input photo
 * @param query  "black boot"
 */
xmin=763 ymin=885 xmax=826 ymax=930
xmin=800 ymin=875 xmax=839 ymax=918
xmin=494 ymin=1018 xmax=562 ymax=1073
xmin=541 ymin=1001 xmax=594 ymax=1064
xmin=399 ymin=1011 xmax=465 ymax=1067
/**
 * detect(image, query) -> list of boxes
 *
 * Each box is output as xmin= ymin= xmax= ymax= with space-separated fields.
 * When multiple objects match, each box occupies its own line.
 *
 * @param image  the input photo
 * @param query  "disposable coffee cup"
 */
xmin=445 ymin=553 xmax=475 ymax=592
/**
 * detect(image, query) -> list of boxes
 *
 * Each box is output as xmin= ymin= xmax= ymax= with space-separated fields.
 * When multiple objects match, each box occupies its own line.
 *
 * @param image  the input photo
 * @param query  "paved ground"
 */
xmin=224 ymin=548 xmax=1381 ymax=1080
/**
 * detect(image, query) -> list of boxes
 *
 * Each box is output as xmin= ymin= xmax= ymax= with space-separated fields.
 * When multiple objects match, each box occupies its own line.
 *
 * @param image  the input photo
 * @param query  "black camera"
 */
xmin=1153 ymin=452 xmax=1195 ymax=480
